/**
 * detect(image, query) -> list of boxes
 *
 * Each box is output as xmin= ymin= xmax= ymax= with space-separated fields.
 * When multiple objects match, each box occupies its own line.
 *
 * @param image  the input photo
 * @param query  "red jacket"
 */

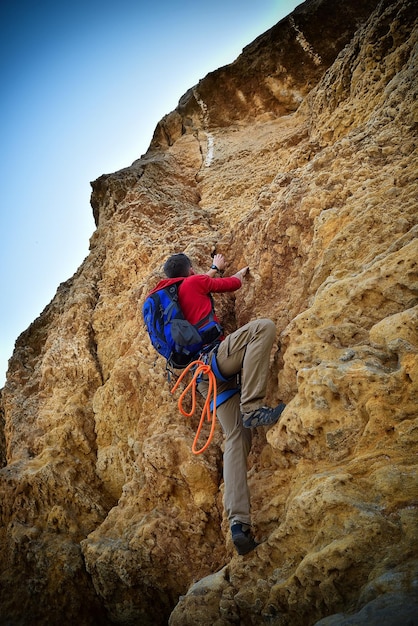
xmin=149 ymin=274 xmax=241 ymax=326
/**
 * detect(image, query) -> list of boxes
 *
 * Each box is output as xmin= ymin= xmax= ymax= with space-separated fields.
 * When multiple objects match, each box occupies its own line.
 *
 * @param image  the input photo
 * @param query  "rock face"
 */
xmin=1 ymin=0 xmax=417 ymax=624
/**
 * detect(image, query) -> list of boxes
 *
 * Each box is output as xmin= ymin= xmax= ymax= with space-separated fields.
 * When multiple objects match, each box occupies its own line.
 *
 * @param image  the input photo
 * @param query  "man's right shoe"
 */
xmin=242 ymin=403 xmax=286 ymax=428
xmin=231 ymin=523 xmax=258 ymax=555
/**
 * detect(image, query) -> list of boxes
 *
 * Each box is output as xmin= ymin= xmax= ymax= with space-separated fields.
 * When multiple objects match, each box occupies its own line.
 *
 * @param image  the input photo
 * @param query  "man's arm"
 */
xmin=206 ymin=254 xmax=249 ymax=282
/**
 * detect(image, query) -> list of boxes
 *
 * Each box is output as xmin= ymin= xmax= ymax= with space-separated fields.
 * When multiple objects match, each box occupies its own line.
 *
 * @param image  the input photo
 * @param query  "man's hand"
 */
xmin=207 ymin=253 xmax=226 ymax=277
xmin=234 ymin=266 xmax=249 ymax=282
xmin=212 ymin=254 xmax=226 ymax=272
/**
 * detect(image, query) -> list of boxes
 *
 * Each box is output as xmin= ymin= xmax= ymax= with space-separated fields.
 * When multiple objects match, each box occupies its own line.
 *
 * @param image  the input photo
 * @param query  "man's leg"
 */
xmin=197 ymin=377 xmax=251 ymax=525
xmin=214 ymin=318 xmax=276 ymax=413
xmin=197 ymin=376 xmax=257 ymax=555
xmin=217 ymin=390 xmax=252 ymax=527
xmin=214 ymin=319 xmax=286 ymax=428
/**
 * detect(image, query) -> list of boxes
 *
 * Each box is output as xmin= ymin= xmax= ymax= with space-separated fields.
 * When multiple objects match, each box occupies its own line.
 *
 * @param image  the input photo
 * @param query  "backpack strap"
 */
xmin=193 ymin=294 xmax=216 ymax=329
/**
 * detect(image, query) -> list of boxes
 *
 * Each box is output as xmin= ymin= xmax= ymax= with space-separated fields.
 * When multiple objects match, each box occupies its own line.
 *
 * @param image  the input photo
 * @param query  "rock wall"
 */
xmin=1 ymin=0 xmax=417 ymax=624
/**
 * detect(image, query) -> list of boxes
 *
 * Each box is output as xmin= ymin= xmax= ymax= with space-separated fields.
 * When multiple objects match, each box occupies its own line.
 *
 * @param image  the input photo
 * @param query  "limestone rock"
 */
xmin=1 ymin=0 xmax=417 ymax=624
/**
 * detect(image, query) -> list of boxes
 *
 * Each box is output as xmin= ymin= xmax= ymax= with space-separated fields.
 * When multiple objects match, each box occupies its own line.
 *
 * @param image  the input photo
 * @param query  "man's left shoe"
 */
xmin=231 ymin=523 xmax=258 ymax=555
xmin=242 ymin=403 xmax=286 ymax=428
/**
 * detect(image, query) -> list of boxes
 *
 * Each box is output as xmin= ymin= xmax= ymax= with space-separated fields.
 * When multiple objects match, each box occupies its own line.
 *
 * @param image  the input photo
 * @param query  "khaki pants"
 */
xmin=198 ymin=318 xmax=276 ymax=527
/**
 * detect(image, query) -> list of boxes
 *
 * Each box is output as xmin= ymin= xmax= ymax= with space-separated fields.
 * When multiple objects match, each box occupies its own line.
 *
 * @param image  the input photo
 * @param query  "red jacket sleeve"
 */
xmin=195 ymin=274 xmax=242 ymax=293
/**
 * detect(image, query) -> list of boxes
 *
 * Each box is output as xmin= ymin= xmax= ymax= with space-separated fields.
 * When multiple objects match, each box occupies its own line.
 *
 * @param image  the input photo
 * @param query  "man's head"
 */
xmin=163 ymin=253 xmax=194 ymax=278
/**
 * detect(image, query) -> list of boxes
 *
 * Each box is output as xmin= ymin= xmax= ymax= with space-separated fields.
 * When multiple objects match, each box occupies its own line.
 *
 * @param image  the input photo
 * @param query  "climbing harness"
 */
xmin=170 ymin=350 xmax=240 ymax=455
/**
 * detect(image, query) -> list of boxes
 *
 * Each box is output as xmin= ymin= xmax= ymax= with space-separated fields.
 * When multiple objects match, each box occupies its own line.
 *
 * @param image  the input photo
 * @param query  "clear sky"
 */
xmin=0 ymin=0 xmax=300 ymax=386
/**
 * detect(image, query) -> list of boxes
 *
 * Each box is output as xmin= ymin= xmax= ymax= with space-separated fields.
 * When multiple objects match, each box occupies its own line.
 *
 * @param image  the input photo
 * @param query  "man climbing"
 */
xmin=152 ymin=252 xmax=285 ymax=555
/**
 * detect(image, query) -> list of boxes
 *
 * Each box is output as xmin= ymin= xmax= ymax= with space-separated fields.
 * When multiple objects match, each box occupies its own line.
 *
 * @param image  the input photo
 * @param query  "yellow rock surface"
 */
xmin=1 ymin=0 xmax=417 ymax=624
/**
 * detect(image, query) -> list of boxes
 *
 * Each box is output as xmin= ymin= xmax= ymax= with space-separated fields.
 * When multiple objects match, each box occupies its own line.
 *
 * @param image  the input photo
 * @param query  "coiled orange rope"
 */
xmin=170 ymin=359 xmax=218 ymax=455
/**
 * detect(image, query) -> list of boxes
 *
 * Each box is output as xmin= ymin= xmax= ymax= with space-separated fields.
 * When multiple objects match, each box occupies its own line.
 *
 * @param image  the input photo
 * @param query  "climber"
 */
xmin=154 ymin=252 xmax=286 ymax=555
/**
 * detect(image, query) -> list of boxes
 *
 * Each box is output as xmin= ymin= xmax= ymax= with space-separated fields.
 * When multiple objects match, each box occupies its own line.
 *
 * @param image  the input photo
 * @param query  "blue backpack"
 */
xmin=143 ymin=281 xmax=222 ymax=369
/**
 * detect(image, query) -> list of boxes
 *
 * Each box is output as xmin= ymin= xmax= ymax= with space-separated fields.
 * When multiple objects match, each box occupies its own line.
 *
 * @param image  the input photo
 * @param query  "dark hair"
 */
xmin=163 ymin=253 xmax=192 ymax=278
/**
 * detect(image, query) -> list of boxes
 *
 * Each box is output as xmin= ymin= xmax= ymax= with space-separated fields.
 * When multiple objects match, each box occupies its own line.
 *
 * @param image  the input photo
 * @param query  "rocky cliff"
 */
xmin=1 ymin=0 xmax=417 ymax=624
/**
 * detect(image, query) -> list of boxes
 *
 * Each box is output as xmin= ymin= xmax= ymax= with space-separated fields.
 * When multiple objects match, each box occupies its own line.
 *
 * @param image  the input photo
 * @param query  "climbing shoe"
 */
xmin=231 ymin=523 xmax=258 ymax=556
xmin=242 ymin=403 xmax=286 ymax=429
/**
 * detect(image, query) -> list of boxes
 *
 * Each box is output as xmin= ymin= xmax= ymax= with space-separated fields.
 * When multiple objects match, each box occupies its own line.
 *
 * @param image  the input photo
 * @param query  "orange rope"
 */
xmin=170 ymin=359 xmax=218 ymax=455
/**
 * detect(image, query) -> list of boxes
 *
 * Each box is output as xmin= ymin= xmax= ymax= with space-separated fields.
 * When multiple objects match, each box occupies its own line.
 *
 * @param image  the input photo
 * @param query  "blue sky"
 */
xmin=0 ymin=0 xmax=300 ymax=386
